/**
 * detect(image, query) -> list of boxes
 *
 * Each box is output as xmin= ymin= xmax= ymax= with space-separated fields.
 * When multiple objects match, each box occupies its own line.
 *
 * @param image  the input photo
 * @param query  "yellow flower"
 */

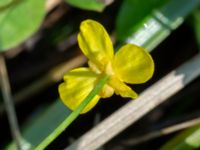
xmin=58 ymin=19 xmax=154 ymax=114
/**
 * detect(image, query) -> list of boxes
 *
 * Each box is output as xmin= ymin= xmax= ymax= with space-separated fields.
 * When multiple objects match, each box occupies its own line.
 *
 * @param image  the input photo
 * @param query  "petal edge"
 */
xmin=78 ymin=19 xmax=114 ymax=71
xmin=59 ymin=67 xmax=100 ymax=114
xmin=114 ymin=44 xmax=154 ymax=84
xmin=109 ymin=76 xmax=138 ymax=99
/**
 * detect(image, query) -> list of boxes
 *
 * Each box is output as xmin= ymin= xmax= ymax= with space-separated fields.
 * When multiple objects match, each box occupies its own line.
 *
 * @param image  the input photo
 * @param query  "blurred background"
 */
xmin=1 ymin=0 xmax=200 ymax=149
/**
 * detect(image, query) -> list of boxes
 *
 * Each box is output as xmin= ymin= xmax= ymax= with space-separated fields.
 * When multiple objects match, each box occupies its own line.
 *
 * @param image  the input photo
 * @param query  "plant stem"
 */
xmin=35 ymin=74 xmax=110 ymax=150
xmin=0 ymin=54 xmax=22 ymax=150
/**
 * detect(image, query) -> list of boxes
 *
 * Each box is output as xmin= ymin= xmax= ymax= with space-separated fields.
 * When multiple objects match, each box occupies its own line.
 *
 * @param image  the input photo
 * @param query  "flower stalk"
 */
xmin=67 ymin=74 xmax=109 ymax=119
xmin=36 ymin=74 xmax=109 ymax=150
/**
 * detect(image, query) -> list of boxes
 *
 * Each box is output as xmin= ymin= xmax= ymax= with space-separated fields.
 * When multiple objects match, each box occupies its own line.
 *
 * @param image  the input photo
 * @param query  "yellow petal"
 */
xmin=88 ymin=60 xmax=101 ymax=74
xmin=109 ymin=76 xmax=138 ymax=99
xmin=58 ymin=67 xmax=100 ymax=114
xmin=78 ymin=19 xmax=114 ymax=71
xmin=113 ymin=44 xmax=154 ymax=84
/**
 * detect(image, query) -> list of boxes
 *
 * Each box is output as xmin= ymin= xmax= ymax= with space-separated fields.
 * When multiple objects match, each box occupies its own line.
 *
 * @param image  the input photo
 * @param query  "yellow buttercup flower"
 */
xmin=59 ymin=19 xmax=154 ymax=114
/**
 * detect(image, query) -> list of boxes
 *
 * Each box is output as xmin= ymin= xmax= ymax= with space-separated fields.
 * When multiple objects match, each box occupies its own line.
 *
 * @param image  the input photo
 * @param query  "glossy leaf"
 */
xmin=6 ymin=0 xmax=200 ymax=149
xmin=116 ymin=0 xmax=169 ymax=41
xmin=0 ymin=0 xmax=45 ymax=51
xmin=0 ymin=0 xmax=12 ymax=7
xmin=116 ymin=0 xmax=200 ymax=51
xmin=160 ymin=125 xmax=200 ymax=150
xmin=65 ymin=0 xmax=112 ymax=12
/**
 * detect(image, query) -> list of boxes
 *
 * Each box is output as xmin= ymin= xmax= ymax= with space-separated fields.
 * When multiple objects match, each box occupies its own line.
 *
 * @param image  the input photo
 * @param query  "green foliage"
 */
xmin=160 ymin=125 xmax=200 ymax=150
xmin=116 ymin=0 xmax=169 ymax=41
xmin=3 ymin=0 xmax=200 ymax=150
xmin=65 ymin=0 xmax=109 ymax=12
xmin=0 ymin=0 xmax=45 ymax=51
xmin=0 ymin=0 xmax=12 ymax=6
xmin=192 ymin=9 xmax=200 ymax=48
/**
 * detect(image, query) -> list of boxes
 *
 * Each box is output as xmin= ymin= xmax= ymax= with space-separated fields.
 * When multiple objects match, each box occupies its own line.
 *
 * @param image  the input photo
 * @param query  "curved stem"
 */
xmin=35 ymin=74 xmax=110 ymax=150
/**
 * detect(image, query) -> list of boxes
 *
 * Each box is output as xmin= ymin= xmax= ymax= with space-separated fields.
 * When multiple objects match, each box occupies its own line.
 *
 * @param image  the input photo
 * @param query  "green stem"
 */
xmin=35 ymin=74 xmax=110 ymax=150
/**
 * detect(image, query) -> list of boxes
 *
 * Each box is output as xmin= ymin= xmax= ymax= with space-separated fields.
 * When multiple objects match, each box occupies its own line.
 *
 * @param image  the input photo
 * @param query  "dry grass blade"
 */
xmin=122 ymin=114 xmax=200 ymax=146
xmin=46 ymin=0 xmax=62 ymax=12
xmin=66 ymin=53 xmax=200 ymax=150
xmin=0 ymin=55 xmax=22 ymax=150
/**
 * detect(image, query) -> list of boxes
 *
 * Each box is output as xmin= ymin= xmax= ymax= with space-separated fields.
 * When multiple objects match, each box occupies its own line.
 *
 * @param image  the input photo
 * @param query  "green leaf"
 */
xmin=6 ymin=0 xmax=200 ymax=149
xmin=191 ymin=9 xmax=200 ymax=48
xmin=65 ymin=0 xmax=112 ymax=12
xmin=0 ymin=0 xmax=12 ymax=7
xmin=0 ymin=0 xmax=45 ymax=51
xmin=116 ymin=0 xmax=200 ymax=51
xmin=160 ymin=125 xmax=200 ymax=150
xmin=116 ymin=0 xmax=169 ymax=41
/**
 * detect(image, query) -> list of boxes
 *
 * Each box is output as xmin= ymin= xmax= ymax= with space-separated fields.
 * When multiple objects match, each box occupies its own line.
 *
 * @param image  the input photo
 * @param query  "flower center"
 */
xmin=105 ymin=62 xmax=114 ymax=76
